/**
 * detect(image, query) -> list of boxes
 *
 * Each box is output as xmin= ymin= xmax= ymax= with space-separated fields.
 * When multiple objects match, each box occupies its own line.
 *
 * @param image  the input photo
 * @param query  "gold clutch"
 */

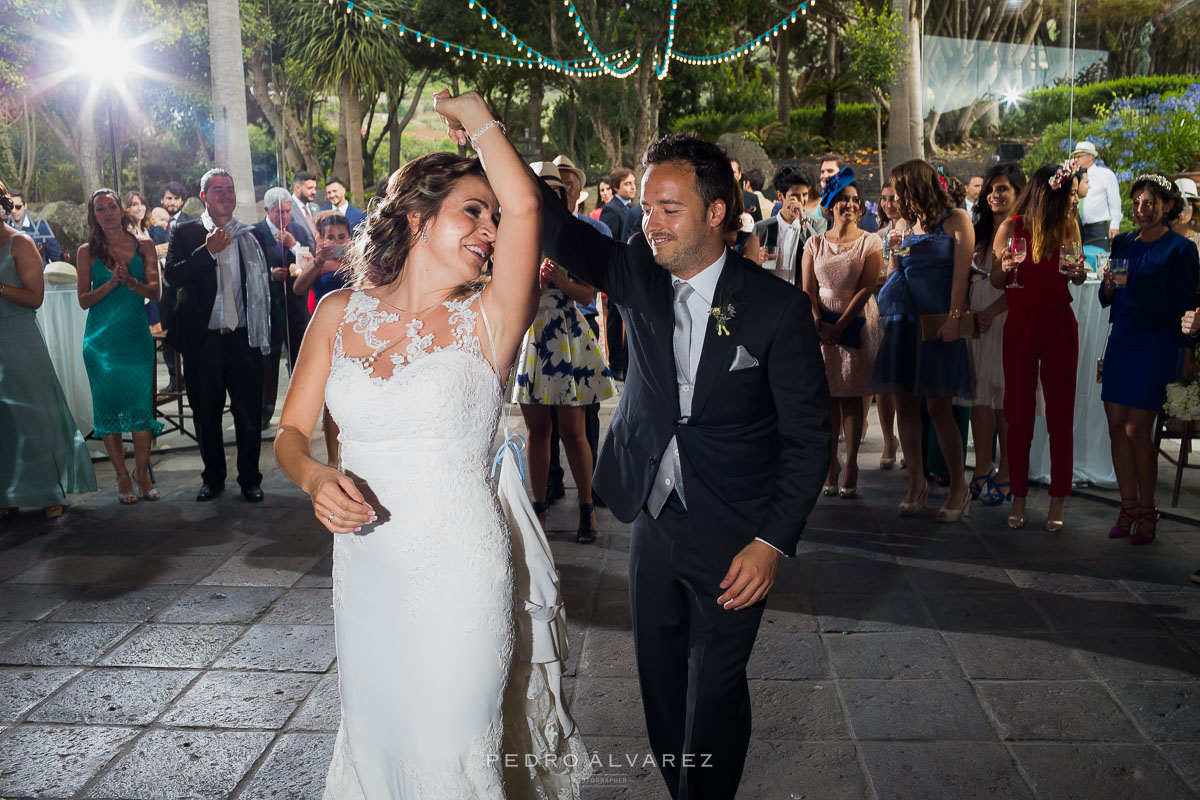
xmin=919 ymin=312 xmax=979 ymax=341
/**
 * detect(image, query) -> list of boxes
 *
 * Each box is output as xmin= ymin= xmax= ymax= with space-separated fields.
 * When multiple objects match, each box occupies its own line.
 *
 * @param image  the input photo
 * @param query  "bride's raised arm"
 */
xmin=433 ymin=90 xmax=542 ymax=373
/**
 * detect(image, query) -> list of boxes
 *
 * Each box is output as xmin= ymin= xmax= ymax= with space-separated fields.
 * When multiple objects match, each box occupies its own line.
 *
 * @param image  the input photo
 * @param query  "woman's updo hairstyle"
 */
xmin=346 ymin=151 xmax=486 ymax=289
xmin=1130 ymin=173 xmax=1184 ymax=223
xmin=0 ymin=180 xmax=13 ymax=218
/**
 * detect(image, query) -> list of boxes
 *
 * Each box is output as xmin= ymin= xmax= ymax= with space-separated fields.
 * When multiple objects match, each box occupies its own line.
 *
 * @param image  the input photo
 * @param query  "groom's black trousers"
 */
xmin=629 ymin=492 xmax=765 ymax=800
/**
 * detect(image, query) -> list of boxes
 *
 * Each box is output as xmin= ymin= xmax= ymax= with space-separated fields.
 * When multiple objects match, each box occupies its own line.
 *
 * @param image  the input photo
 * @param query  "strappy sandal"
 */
xmin=968 ymin=474 xmax=991 ymax=501
xmin=993 ymin=481 xmax=1013 ymax=502
xmin=979 ymin=475 xmax=1006 ymax=507
xmin=1108 ymin=498 xmax=1138 ymax=539
xmin=115 ymin=471 xmax=137 ymax=505
xmin=132 ymin=466 xmax=161 ymax=501
xmin=1130 ymin=504 xmax=1159 ymax=546
xmin=577 ymin=502 xmax=597 ymax=544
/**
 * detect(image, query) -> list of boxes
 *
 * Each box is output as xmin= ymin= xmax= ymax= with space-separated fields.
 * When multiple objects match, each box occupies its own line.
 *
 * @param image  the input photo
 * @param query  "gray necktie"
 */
xmin=673 ymin=281 xmax=695 ymax=418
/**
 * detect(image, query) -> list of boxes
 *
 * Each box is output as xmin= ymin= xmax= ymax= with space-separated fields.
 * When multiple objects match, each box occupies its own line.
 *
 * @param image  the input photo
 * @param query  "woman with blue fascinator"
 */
xmin=801 ymin=167 xmax=884 ymax=498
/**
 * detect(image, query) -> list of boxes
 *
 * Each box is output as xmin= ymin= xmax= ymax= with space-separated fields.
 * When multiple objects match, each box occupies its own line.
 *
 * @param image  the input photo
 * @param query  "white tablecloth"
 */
xmin=34 ymin=283 xmax=95 ymax=443
xmin=1028 ymin=279 xmax=1116 ymax=488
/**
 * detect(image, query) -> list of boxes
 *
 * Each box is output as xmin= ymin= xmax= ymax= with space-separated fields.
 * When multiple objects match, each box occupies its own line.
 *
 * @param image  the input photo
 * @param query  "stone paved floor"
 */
xmin=1 ymin=400 xmax=1200 ymax=799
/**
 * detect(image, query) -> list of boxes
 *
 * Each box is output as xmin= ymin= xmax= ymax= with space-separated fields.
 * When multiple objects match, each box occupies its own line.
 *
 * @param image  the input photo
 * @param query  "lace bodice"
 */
xmin=326 ymin=290 xmax=500 ymax=469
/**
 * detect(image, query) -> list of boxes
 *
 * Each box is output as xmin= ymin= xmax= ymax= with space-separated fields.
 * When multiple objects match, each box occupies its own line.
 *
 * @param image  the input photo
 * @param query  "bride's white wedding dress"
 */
xmin=321 ymin=290 xmax=589 ymax=799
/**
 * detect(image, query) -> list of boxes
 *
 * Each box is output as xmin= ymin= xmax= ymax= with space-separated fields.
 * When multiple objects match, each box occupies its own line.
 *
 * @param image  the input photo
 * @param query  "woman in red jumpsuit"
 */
xmin=989 ymin=162 xmax=1089 ymax=532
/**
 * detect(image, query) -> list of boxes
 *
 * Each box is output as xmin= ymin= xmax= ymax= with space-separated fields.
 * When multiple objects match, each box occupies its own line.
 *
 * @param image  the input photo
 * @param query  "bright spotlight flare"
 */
xmin=1001 ymin=85 xmax=1025 ymax=111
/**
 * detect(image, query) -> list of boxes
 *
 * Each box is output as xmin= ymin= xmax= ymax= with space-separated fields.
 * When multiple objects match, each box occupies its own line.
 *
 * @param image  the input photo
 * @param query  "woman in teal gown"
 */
xmin=0 ymin=181 xmax=96 ymax=517
xmin=77 ymin=189 xmax=164 ymax=503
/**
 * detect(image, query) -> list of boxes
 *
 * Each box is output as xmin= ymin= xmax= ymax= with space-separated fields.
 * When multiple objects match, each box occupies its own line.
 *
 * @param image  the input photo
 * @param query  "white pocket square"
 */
xmin=729 ymin=345 xmax=759 ymax=371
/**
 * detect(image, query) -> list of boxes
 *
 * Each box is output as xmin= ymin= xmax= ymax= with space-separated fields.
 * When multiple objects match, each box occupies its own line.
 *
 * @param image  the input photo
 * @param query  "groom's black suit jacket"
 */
xmin=540 ymin=182 xmax=830 ymax=557
xmin=163 ymin=219 xmax=272 ymax=356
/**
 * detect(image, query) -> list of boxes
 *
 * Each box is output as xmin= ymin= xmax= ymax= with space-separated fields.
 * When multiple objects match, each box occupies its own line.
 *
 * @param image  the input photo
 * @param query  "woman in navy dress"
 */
xmin=871 ymin=160 xmax=974 ymax=521
xmin=1100 ymin=174 xmax=1200 ymax=545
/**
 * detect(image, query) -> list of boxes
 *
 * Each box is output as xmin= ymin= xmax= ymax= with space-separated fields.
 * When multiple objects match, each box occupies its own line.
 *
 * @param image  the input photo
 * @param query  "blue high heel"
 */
xmin=992 ymin=481 xmax=1013 ymax=501
xmin=577 ymin=502 xmax=597 ymax=544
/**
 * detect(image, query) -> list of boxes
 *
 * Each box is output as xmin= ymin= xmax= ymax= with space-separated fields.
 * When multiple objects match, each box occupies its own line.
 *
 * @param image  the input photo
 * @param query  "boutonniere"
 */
xmin=710 ymin=299 xmax=736 ymax=336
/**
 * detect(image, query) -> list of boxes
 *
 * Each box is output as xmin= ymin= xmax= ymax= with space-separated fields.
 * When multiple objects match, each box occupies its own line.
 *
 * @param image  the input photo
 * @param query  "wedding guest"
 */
xmin=150 ymin=206 xmax=171 ymax=234
xmin=293 ymin=213 xmax=352 ymax=466
xmin=871 ymin=159 xmax=974 ymax=522
xmin=321 ymin=176 xmax=366 ymax=231
xmin=967 ymin=164 xmax=1026 ymax=506
xmin=725 ymin=189 xmax=762 ymax=263
xmin=990 ymin=163 xmax=1087 ymax=531
xmin=1171 ymin=178 xmax=1200 ymax=252
xmin=158 ymin=181 xmax=193 ymax=394
xmin=753 ymin=166 xmax=826 ymax=284
xmin=0 ymin=180 xmax=96 ymax=518
xmin=8 ymin=191 xmax=61 ymax=264
xmin=78 ymin=189 xmax=165 ymax=503
xmin=514 ymin=162 xmax=616 ymax=543
xmin=1100 ymin=174 xmax=1199 ymax=544
xmin=1074 ymin=141 xmax=1122 ymax=249
xmin=588 ymin=178 xmax=612 ymax=221
xmin=125 ymin=190 xmax=169 ymax=245
xmin=802 ymin=168 xmax=883 ymax=498
xmin=163 ymin=168 xmax=273 ymax=502
xmin=873 ymin=183 xmax=903 ymax=469
xmin=965 ymin=175 xmax=984 ymax=219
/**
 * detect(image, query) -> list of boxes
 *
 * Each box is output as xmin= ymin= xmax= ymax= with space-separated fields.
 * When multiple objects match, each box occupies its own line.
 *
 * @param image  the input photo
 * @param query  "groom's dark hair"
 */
xmin=644 ymin=134 xmax=735 ymax=227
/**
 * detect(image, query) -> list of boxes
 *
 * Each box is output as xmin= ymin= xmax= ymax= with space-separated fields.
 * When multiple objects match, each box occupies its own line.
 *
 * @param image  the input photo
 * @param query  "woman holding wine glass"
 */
xmin=871 ymin=160 xmax=974 ymax=521
xmin=990 ymin=163 xmax=1087 ymax=531
xmin=967 ymin=164 xmax=1025 ymax=507
xmin=1099 ymin=174 xmax=1199 ymax=545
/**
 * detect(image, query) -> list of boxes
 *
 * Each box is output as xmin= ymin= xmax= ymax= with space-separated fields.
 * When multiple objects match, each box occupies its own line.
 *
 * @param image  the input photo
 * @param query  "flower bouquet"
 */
xmin=1164 ymin=377 xmax=1200 ymax=425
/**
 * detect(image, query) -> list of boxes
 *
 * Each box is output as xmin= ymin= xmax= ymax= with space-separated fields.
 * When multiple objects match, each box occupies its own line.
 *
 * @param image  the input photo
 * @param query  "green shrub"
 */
xmin=670 ymin=104 xmax=878 ymax=155
xmin=1022 ymin=83 xmax=1200 ymax=232
xmin=998 ymin=74 xmax=1197 ymax=137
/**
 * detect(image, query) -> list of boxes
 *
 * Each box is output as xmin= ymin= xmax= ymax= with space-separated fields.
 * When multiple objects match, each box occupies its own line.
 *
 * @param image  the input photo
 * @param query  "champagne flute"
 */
xmin=1058 ymin=241 xmax=1081 ymax=276
xmin=1006 ymin=236 xmax=1027 ymax=288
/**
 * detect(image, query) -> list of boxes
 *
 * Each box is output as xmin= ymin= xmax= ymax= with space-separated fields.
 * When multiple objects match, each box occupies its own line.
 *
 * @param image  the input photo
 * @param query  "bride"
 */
xmin=274 ymin=91 xmax=585 ymax=797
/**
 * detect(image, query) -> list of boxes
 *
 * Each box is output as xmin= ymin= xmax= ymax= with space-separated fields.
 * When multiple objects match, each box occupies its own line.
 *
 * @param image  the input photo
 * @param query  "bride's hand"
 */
xmin=433 ymin=90 xmax=484 ymax=148
xmin=308 ymin=467 xmax=375 ymax=534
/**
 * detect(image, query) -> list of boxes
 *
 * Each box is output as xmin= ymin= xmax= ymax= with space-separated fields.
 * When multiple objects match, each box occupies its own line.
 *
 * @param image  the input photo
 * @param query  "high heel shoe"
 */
xmin=898 ymin=482 xmax=928 ymax=516
xmin=1130 ymin=504 xmax=1158 ymax=545
xmin=576 ymin=502 xmax=597 ymax=544
xmin=879 ymin=436 xmax=899 ymax=470
xmin=1007 ymin=497 xmax=1026 ymax=529
xmin=132 ymin=466 xmax=160 ymax=501
xmin=115 ymin=471 xmax=137 ymax=505
xmin=937 ymin=492 xmax=971 ymax=523
xmin=968 ymin=474 xmax=990 ymax=501
xmin=1109 ymin=498 xmax=1138 ymax=539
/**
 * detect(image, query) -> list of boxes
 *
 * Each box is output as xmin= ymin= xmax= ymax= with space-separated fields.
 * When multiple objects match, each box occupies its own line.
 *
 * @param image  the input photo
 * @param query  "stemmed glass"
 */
xmin=1058 ymin=241 xmax=1082 ymax=276
xmin=1006 ymin=236 xmax=1027 ymax=289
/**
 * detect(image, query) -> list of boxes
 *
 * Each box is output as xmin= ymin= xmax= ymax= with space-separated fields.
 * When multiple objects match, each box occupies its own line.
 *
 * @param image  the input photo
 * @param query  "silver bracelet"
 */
xmin=469 ymin=119 xmax=506 ymax=150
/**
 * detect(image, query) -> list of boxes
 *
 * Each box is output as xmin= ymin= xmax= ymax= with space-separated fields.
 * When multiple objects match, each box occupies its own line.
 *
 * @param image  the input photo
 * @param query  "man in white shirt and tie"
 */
xmin=752 ymin=165 xmax=826 ymax=284
xmin=1073 ymin=141 xmax=1122 ymax=249
xmin=291 ymin=171 xmax=320 ymax=241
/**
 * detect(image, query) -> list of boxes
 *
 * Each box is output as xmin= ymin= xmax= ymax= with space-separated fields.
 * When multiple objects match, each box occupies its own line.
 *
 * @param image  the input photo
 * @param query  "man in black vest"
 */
xmin=540 ymin=134 xmax=829 ymax=799
xmin=164 ymin=169 xmax=273 ymax=502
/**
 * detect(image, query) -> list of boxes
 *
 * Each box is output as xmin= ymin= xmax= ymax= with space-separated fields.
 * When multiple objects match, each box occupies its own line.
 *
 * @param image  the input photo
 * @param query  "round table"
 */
xmin=1027 ymin=279 xmax=1116 ymax=488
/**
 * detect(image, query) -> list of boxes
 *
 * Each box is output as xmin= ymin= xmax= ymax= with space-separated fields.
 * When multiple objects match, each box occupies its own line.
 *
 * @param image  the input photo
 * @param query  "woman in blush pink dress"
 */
xmin=801 ymin=168 xmax=884 ymax=498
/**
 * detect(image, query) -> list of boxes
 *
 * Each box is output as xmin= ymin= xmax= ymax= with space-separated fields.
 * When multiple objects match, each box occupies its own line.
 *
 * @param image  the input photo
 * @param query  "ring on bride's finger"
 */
xmin=327 ymin=512 xmax=333 ymax=523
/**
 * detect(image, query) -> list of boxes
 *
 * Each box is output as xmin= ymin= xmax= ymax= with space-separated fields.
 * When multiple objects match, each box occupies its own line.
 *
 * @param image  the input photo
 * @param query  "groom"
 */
xmin=539 ymin=134 xmax=829 ymax=798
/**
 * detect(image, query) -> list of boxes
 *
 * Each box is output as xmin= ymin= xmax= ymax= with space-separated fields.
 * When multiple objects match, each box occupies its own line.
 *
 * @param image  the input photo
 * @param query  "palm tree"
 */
xmin=284 ymin=0 xmax=415 ymax=205
xmin=207 ymin=0 xmax=257 ymax=220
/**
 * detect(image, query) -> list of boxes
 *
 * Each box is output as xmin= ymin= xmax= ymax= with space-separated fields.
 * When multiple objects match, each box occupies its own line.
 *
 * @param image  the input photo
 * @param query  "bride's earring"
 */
xmin=420 ymin=229 xmax=428 ymax=243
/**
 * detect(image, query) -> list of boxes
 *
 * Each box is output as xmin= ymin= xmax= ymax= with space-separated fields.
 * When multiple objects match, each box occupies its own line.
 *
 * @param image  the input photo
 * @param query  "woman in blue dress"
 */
xmin=1100 ymin=174 xmax=1200 ymax=545
xmin=77 ymin=189 xmax=164 ymax=503
xmin=0 ymin=180 xmax=96 ymax=517
xmin=871 ymin=160 xmax=975 ymax=521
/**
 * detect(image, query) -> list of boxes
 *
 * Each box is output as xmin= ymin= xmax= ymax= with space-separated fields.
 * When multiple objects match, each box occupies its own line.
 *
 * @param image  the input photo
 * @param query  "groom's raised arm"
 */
xmin=759 ymin=290 xmax=832 ymax=556
xmin=538 ymin=179 xmax=633 ymax=305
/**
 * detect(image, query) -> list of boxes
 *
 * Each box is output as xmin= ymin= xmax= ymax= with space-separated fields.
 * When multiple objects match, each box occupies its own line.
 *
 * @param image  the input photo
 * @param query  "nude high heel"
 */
xmin=898 ymin=481 xmax=928 ymax=516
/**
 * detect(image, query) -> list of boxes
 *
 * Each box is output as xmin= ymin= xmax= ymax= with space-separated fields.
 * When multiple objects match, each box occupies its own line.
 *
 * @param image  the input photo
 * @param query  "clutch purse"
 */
xmin=819 ymin=309 xmax=866 ymax=348
xmin=919 ymin=312 xmax=979 ymax=341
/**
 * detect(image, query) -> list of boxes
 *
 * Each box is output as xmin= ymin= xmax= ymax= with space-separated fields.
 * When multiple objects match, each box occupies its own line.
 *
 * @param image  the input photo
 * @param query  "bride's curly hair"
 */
xmin=346 ymin=152 xmax=488 ymax=294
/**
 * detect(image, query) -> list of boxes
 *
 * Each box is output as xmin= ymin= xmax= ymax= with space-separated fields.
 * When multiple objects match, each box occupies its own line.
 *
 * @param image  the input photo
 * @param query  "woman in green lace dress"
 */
xmin=0 ymin=180 xmax=96 ymax=518
xmin=77 ymin=189 xmax=164 ymax=503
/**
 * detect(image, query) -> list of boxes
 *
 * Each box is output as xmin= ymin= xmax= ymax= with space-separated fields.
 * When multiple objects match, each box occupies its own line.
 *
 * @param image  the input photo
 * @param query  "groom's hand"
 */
xmin=718 ymin=540 xmax=781 ymax=611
